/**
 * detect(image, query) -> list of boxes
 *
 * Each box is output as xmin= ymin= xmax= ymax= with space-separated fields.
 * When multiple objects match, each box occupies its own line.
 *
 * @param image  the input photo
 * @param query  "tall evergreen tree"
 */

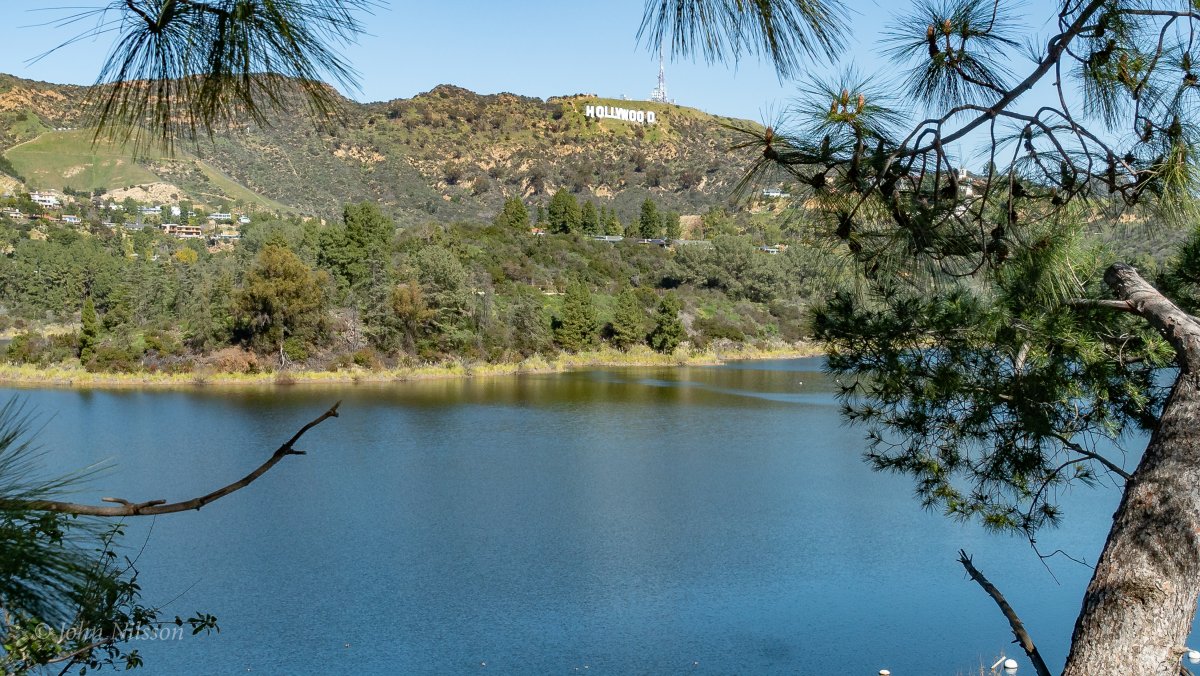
xmin=580 ymin=200 xmax=600 ymax=235
xmin=319 ymin=202 xmax=394 ymax=293
xmin=506 ymin=285 xmax=552 ymax=357
xmin=662 ymin=210 xmax=682 ymax=240
xmin=233 ymin=245 xmax=328 ymax=358
xmin=648 ymin=293 xmax=685 ymax=354
xmin=547 ymin=189 xmax=582 ymax=234
xmin=494 ymin=197 xmax=529 ymax=230
xmin=610 ymin=288 xmax=648 ymax=350
xmin=638 ymin=199 xmax=661 ymax=239
xmin=553 ymin=281 xmax=599 ymax=352
xmin=604 ymin=208 xmax=624 ymax=236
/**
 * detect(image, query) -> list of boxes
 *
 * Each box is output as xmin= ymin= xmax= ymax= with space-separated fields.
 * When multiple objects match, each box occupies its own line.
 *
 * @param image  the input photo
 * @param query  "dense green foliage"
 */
xmin=648 ymin=293 xmax=685 ymax=354
xmin=233 ymin=245 xmax=329 ymax=359
xmin=547 ymin=189 xmax=583 ymax=234
xmin=553 ymin=281 xmax=600 ymax=352
xmin=493 ymin=197 xmax=529 ymax=230
xmin=0 ymin=200 xmax=840 ymax=372
xmin=610 ymin=288 xmax=650 ymax=350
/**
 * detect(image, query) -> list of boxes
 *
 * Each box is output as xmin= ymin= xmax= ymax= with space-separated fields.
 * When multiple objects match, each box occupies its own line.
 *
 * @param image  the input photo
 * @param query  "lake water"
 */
xmin=3 ymin=358 xmax=1194 ymax=674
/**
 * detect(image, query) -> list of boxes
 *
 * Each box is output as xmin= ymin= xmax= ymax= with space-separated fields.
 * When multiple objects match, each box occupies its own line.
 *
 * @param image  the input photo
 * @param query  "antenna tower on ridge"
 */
xmin=650 ymin=43 xmax=668 ymax=103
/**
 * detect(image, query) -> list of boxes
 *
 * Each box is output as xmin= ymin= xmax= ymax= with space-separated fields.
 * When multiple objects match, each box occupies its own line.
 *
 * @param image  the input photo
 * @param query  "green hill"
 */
xmin=0 ymin=74 xmax=762 ymax=222
xmin=5 ymin=130 xmax=162 ymax=191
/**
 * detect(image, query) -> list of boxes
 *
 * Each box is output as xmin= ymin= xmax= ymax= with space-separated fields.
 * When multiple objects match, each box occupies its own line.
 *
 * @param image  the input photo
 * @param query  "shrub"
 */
xmin=5 ymin=332 xmax=79 ymax=365
xmin=282 ymin=337 xmax=309 ymax=363
xmin=84 ymin=345 xmax=140 ymax=373
xmin=143 ymin=329 xmax=185 ymax=357
xmin=206 ymin=347 xmax=261 ymax=373
xmin=351 ymin=347 xmax=382 ymax=369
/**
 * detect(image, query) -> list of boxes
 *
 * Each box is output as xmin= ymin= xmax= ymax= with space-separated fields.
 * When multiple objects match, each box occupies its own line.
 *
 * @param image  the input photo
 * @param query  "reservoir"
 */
xmin=4 ymin=358 xmax=1194 ymax=673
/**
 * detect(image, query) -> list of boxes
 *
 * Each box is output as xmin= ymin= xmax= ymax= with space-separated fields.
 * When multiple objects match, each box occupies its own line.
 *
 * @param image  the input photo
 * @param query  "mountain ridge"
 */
xmin=0 ymin=73 xmax=763 ymax=223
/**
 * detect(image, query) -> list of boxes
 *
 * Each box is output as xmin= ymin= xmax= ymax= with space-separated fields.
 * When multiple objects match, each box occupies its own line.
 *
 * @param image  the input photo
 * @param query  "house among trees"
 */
xmin=29 ymin=191 xmax=60 ymax=208
xmin=160 ymin=223 xmax=204 ymax=239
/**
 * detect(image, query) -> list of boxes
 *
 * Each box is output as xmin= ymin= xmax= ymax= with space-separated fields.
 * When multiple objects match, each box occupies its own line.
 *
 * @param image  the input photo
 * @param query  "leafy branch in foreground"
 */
xmin=35 ymin=1 xmax=381 ymax=151
xmin=637 ymin=0 xmax=848 ymax=79
xmin=655 ymin=0 xmax=1200 ymax=672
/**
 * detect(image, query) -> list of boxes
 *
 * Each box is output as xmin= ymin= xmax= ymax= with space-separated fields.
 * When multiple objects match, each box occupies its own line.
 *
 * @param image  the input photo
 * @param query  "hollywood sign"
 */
xmin=584 ymin=105 xmax=657 ymax=125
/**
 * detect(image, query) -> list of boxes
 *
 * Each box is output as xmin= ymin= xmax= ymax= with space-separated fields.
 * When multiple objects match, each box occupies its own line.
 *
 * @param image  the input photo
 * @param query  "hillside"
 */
xmin=0 ymin=74 xmax=761 ymax=223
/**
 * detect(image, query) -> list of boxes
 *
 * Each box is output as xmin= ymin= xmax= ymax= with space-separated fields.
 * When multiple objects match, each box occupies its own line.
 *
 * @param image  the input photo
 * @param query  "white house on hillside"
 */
xmin=30 ymin=192 xmax=60 ymax=208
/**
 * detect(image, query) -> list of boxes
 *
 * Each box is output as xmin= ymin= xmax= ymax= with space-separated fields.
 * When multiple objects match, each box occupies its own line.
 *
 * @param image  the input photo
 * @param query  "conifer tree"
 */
xmin=581 ymin=200 xmax=600 ymax=235
xmin=553 ymin=281 xmax=599 ymax=352
xmin=662 ymin=210 xmax=682 ymax=240
xmin=638 ymin=199 xmax=661 ymax=239
xmin=610 ymin=288 xmax=648 ymax=350
xmin=649 ymin=0 xmax=1200 ymax=671
xmin=605 ymin=208 xmax=624 ymax=236
xmin=234 ymin=244 xmax=328 ymax=358
xmin=547 ymin=189 xmax=582 ymax=234
xmin=494 ymin=197 xmax=529 ymax=230
xmin=648 ymin=293 xmax=685 ymax=354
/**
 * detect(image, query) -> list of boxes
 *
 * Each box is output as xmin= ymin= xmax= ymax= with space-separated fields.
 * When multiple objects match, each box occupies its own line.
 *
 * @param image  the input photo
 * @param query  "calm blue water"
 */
xmin=3 ymin=358 xmax=1190 ymax=674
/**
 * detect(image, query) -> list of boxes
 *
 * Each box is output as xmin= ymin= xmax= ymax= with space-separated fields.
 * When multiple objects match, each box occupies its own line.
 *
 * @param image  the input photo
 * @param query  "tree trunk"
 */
xmin=1064 ymin=264 xmax=1200 ymax=675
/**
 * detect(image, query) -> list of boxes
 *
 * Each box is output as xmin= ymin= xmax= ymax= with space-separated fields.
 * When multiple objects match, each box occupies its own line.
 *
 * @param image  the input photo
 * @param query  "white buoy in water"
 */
xmin=879 ymin=670 xmax=891 ymax=676
xmin=1187 ymin=648 xmax=1200 ymax=663
xmin=1004 ymin=658 xmax=1019 ymax=669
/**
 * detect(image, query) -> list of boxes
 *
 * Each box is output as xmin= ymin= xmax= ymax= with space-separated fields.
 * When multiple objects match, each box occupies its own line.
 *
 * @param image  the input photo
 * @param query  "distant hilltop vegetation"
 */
xmin=0 ymin=74 xmax=762 ymax=224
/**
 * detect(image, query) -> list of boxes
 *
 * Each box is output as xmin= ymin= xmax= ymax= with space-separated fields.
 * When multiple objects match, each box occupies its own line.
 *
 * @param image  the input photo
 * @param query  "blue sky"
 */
xmin=0 ymin=0 xmax=900 ymax=123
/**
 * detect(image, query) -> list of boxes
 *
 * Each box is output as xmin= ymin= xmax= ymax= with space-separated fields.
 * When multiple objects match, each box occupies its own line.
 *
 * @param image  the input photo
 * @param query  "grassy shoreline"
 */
xmin=0 ymin=343 xmax=823 ymax=390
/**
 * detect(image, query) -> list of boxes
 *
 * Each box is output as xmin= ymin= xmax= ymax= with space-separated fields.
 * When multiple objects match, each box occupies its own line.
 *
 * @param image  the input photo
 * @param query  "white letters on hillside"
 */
xmin=584 ymin=105 xmax=657 ymax=125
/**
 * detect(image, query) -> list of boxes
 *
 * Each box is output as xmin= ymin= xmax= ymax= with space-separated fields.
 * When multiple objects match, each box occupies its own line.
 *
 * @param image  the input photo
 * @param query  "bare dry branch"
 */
xmin=958 ymin=549 xmax=1054 ymax=676
xmin=1 ymin=402 xmax=340 ymax=517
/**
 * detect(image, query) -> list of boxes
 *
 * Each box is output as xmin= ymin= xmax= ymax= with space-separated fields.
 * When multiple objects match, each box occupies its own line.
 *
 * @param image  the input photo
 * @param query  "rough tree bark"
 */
xmin=1064 ymin=264 xmax=1200 ymax=675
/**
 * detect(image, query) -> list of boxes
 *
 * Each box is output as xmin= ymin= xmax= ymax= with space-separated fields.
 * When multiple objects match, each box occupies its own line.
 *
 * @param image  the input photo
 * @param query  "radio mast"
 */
xmin=650 ymin=43 xmax=668 ymax=103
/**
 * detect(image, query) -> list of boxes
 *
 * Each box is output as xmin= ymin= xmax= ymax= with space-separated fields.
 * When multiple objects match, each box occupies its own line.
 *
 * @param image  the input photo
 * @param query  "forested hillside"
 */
xmin=0 ymin=200 xmax=843 ymax=376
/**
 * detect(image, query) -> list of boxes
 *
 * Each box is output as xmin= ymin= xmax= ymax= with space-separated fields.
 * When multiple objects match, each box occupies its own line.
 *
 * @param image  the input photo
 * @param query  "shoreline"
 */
xmin=0 ymin=343 xmax=823 ymax=390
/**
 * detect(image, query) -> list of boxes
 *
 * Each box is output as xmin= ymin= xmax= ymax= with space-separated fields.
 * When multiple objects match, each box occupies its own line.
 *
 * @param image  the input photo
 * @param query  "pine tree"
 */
xmin=605 ymin=208 xmax=623 ymax=236
xmin=662 ymin=209 xmax=682 ymax=240
xmin=547 ymin=189 xmax=582 ymax=234
xmin=581 ymin=200 xmax=600 ymax=235
xmin=494 ymin=197 xmax=529 ymax=229
xmin=641 ymin=3 xmax=1200 ymax=670
xmin=233 ymin=245 xmax=328 ymax=357
xmin=648 ymin=293 xmax=685 ymax=354
xmin=639 ymin=199 xmax=661 ymax=239
xmin=610 ymin=289 xmax=647 ymax=350
xmin=506 ymin=286 xmax=552 ymax=356
xmin=553 ymin=281 xmax=599 ymax=352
